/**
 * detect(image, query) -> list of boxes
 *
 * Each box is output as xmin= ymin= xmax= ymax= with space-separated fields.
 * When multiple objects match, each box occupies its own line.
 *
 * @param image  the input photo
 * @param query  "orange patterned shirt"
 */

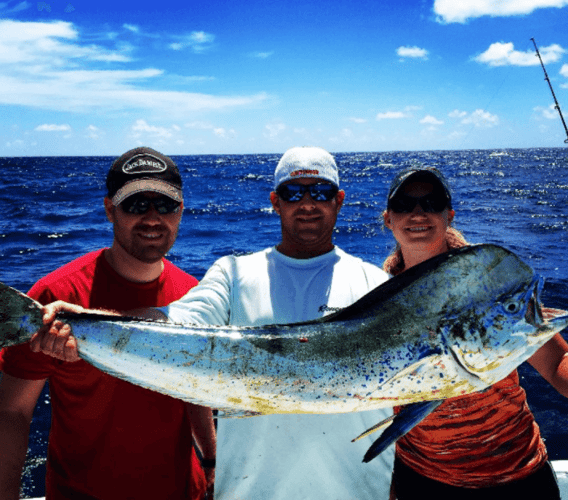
xmin=395 ymin=370 xmax=548 ymax=487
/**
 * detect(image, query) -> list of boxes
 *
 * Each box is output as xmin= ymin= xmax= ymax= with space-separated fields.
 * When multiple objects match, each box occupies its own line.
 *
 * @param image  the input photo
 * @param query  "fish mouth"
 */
xmin=524 ymin=276 xmax=544 ymax=327
xmin=522 ymin=275 xmax=568 ymax=345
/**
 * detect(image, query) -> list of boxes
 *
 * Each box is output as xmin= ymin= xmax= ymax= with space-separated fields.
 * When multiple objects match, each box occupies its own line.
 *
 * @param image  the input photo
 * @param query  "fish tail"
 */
xmin=0 ymin=281 xmax=43 ymax=348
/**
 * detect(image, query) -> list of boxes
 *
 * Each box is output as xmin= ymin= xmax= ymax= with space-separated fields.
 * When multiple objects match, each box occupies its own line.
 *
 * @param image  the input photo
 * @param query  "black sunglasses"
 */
xmin=120 ymin=194 xmax=182 ymax=215
xmin=276 ymin=183 xmax=339 ymax=202
xmin=388 ymin=193 xmax=449 ymax=213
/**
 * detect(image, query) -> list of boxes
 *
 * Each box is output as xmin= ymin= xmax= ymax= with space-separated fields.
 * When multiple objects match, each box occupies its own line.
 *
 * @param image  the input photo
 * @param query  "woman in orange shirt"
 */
xmin=383 ymin=166 xmax=568 ymax=500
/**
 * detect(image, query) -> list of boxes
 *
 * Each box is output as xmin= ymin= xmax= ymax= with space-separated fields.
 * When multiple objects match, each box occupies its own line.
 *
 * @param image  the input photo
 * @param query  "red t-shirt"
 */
xmin=2 ymin=250 xmax=206 ymax=500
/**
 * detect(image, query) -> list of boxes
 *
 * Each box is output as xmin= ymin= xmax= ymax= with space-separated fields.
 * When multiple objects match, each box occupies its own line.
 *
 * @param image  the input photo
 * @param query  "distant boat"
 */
xmin=489 ymin=151 xmax=510 ymax=157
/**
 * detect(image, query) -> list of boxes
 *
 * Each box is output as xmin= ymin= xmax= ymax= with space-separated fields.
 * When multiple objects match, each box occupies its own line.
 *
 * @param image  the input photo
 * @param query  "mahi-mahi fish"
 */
xmin=1 ymin=244 xmax=567 ymax=460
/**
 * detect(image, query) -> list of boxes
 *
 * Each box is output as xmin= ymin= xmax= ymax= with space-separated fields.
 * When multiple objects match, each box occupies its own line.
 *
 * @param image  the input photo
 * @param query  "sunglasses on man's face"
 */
xmin=276 ymin=183 xmax=339 ymax=202
xmin=388 ymin=193 xmax=448 ymax=213
xmin=120 ymin=194 xmax=182 ymax=215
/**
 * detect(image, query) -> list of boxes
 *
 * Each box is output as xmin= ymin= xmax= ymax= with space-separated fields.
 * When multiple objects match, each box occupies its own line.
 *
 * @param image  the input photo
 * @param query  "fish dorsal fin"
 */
xmin=318 ymin=244 xmax=514 ymax=325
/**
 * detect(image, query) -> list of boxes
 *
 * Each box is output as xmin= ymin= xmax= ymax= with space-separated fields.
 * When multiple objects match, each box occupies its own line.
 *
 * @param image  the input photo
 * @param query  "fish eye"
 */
xmin=504 ymin=300 xmax=522 ymax=314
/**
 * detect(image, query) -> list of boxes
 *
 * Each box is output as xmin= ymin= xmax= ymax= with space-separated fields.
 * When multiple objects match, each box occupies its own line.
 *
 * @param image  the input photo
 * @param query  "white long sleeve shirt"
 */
xmin=163 ymin=246 xmax=395 ymax=500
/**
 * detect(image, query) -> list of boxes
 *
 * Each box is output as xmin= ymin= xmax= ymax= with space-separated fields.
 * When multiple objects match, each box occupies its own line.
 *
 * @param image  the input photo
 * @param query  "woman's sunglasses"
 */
xmin=120 ymin=194 xmax=182 ymax=215
xmin=388 ymin=193 xmax=449 ymax=213
xmin=276 ymin=183 xmax=339 ymax=202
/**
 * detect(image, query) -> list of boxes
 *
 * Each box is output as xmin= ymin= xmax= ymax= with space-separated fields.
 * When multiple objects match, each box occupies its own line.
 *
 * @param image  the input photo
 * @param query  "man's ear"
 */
xmin=335 ymin=190 xmax=345 ymax=212
xmin=104 ymin=197 xmax=116 ymax=223
xmin=270 ymin=192 xmax=281 ymax=215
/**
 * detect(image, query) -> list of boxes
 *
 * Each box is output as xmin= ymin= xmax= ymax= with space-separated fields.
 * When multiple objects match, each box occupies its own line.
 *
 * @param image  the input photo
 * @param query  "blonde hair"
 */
xmin=383 ymin=227 xmax=468 ymax=276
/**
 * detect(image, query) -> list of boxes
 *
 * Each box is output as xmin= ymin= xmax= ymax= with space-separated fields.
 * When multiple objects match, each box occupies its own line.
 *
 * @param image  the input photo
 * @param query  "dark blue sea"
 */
xmin=1 ymin=148 xmax=568 ymax=498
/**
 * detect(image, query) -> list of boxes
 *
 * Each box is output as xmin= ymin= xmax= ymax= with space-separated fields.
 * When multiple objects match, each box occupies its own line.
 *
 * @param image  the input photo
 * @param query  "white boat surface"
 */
xmin=23 ymin=460 xmax=568 ymax=499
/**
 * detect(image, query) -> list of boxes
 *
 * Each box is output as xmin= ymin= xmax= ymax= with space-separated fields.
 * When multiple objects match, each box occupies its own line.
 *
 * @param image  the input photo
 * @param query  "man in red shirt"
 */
xmin=0 ymin=147 xmax=216 ymax=500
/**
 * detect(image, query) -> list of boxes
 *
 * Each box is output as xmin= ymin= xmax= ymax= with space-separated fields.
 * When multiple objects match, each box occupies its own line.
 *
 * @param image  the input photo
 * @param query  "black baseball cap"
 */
xmin=106 ymin=147 xmax=183 ymax=205
xmin=387 ymin=166 xmax=452 ymax=209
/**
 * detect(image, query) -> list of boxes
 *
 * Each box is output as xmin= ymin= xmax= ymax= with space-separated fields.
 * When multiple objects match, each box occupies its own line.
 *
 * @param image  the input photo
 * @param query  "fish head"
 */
xmin=443 ymin=251 xmax=568 ymax=386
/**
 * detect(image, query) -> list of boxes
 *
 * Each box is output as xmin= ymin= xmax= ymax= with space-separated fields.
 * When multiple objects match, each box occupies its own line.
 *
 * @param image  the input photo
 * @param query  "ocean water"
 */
xmin=1 ymin=148 xmax=567 ymax=497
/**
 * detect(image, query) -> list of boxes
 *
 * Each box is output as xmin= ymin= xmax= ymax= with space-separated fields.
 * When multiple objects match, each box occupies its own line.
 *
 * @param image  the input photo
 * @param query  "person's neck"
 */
xmin=105 ymin=244 xmax=164 ymax=283
xmin=276 ymin=242 xmax=334 ymax=260
xmin=401 ymin=241 xmax=449 ymax=271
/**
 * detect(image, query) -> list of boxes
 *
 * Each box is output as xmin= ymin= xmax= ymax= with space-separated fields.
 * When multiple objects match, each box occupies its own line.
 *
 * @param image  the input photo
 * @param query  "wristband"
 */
xmin=202 ymin=458 xmax=216 ymax=468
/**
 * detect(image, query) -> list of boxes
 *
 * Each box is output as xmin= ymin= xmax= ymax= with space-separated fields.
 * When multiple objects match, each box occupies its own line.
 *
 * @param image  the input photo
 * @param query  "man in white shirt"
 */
xmin=36 ymin=146 xmax=395 ymax=500
xmin=165 ymin=146 xmax=395 ymax=500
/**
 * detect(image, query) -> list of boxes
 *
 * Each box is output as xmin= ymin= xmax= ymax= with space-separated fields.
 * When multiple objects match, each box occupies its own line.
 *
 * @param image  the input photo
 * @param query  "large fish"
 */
xmin=1 ymin=244 xmax=567 ymax=456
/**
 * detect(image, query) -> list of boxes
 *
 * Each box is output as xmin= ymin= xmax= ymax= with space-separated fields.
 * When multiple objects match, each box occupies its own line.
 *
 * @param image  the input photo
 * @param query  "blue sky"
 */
xmin=2 ymin=0 xmax=568 ymax=156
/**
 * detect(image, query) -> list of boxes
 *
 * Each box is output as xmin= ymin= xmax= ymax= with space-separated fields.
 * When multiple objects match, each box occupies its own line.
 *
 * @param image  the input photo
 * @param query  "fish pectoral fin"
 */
xmin=351 ymin=414 xmax=396 ymax=442
xmin=379 ymin=355 xmax=441 ymax=385
xmin=449 ymin=344 xmax=501 ymax=376
xmin=373 ymin=352 xmax=450 ymax=398
xmin=362 ymin=400 xmax=443 ymax=463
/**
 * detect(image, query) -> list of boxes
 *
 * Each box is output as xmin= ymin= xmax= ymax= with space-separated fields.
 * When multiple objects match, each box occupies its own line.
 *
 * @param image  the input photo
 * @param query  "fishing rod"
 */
xmin=531 ymin=37 xmax=568 ymax=144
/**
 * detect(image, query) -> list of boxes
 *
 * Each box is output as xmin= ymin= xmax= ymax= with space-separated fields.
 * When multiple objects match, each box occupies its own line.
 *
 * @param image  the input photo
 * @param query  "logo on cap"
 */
xmin=291 ymin=169 xmax=320 ymax=177
xmin=122 ymin=154 xmax=167 ymax=174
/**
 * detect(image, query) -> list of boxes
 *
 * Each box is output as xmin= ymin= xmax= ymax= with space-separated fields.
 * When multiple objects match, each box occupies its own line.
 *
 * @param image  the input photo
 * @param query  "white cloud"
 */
xmin=86 ymin=124 xmax=102 ymax=139
xmin=1 ymin=1 xmax=30 ymax=13
xmin=460 ymin=109 xmax=500 ymax=128
xmin=0 ymin=20 xmax=268 ymax=117
xmin=6 ymin=139 xmax=25 ymax=148
xmin=131 ymin=119 xmax=176 ymax=139
xmin=264 ymin=122 xmax=286 ymax=138
xmin=169 ymin=31 xmax=215 ymax=52
xmin=348 ymin=117 xmax=368 ymax=124
xmin=534 ymin=104 xmax=561 ymax=119
xmin=449 ymin=109 xmax=468 ymax=118
xmin=376 ymin=106 xmax=420 ymax=120
xmin=448 ymin=130 xmax=467 ymax=140
xmin=474 ymin=42 xmax=566 ymax=67
xmin=35 ymin=124 xmax=71 ymax=132
xmin=214 ymin=127 xmax=236 ymax=138
xmin=0 ymin=20 xmax=132 ymax=65
xmin=250 ymin=51 xmax=274 ymax=59
xmin=328 ymin=128 xmax=356 ymax=144
xmin=185 ymin=121 xmax=214 ymax=130
xmin=420 ymin=115 xmax=444 ymax=125
xmin=397 ymin=46 xmax=429 ymax=60
xmin=123 ymin=24 xmax=140 ymax=33
xmin=434 ymin=0 xmax=568 ymax=23
xmin=561 ymin=64 xmax=568 ymax=88
xmin=376 ymin=111 xmax=406 ymax=120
